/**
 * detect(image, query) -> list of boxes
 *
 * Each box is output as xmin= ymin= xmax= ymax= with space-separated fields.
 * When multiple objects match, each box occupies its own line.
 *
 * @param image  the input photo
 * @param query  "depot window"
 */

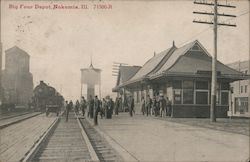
xmin=173 ymin=80 xmax=182 ymax=104
xmin=196 ymin=80 xmax=209 ymax=90
xmin=173 ymin=89 xmax=182 ymax=104
xmin=183 ymin=80 xmax=194 ymax=104
xmin=195 ymin=81 xmax=209 ymax=105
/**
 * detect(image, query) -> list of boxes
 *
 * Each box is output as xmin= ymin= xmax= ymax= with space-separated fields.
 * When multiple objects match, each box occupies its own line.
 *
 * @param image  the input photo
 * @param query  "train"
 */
xmin=0 ymin=80 xmax=64 ymax=115
xmin=32 ymin=81 xmax=64 ymax=116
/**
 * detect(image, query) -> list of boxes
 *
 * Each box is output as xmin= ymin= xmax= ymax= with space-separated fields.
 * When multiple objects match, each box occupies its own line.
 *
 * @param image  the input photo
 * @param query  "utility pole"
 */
xmin=112 ymin=62 xmax=128 ymax=77
xmin=112 ymin=62 xmax=128 ymax=104
xmin=0 ymin=0 xmax=3 ymax=105
xmin=193 ymin=0 xmax=236 ymax=122
xmin=248 ymin=1 xmax=250 ymax=116
xmin=211 ymin=0 xmax=218 ymax=122
xmin=0 ymin=51 xmax=1 ymax=103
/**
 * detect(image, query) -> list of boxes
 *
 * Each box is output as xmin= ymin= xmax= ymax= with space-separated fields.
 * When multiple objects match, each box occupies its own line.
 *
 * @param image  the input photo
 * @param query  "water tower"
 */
xmin=80 ymin=59 xmax=101 ymax=100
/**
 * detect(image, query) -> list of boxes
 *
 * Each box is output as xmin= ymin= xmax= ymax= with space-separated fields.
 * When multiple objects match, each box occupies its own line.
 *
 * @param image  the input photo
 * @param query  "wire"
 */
xmin=179 ymin=10 xmax=249 ymax=46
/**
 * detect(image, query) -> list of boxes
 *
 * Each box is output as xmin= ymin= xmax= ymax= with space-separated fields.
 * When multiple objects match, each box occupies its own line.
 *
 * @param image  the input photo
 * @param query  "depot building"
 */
xmin=113 ymin=40 xmax=248 ymax=118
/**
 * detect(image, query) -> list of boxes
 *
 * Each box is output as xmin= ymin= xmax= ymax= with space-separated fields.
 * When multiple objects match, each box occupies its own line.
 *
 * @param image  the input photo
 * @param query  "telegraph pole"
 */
xmin=0 ymin=0 xmax=3 ymax=105
xmin=193 ymin=0 xmax=236 ymax=122
xmin=248 ymin=1 xmax=250 ymax=118
xmin=112 ymin=62 xmax=128 ymax=77
xmin=211 ymin=0 xmax=218 ymax=122
xmin=112 ymin=62 xmax=128 ymax=101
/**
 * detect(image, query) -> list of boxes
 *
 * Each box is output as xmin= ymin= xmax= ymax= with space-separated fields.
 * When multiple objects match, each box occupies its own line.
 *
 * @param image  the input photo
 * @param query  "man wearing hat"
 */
xmin=94 ymin=95 xmax=100 ymax=125
xmin=129 ymin=95 xmax=135 ymax=117
xmin=159 ymin=94 xmax=166 ymax=117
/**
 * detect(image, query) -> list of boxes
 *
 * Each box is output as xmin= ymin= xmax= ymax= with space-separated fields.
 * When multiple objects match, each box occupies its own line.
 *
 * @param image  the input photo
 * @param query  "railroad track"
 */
xmin=0 ymin=111 xmax=30 ymax=120
xmin=22 ymin=112 xmax=122 ymax=162
xmin=79 ymin=118 xmax=123 ymax=162
xmin=0 ymin=112 xmax=43 ymax=129
xmin=22 ymin=112 xmax=98 ymax=162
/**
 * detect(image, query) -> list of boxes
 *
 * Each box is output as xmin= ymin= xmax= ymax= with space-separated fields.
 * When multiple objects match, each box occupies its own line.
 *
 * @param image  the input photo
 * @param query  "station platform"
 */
xmin=87 ymin=113 xmax=249 ymax=162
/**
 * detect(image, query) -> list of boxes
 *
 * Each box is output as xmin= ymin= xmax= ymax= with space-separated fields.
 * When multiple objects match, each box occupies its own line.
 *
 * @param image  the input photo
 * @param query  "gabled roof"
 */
xmin=120 ymin=39 xmax=247 ymax=87
xmin=124 ymin=40 xmax=204 ymax=85
xmin=117 ymin=66 xmax=141 ymax=86
xmin=166 ymin=55 xmax=243 ymax=76
xmin=150 ymin=40 xmax=211 ymax=77
xmin=148 ymin=40 xmax=246 ymax=80
xmin=127 ymin=47 xmax=174 ymax=84
xmin=112 ymin=65 xmax=141 ymax=92
xmin=5 ymin=46 xmax=30 ymax=57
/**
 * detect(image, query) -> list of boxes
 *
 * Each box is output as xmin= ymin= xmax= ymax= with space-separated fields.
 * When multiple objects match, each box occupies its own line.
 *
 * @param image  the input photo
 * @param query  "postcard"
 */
xmin=0 ymin=0 xmax=249 ymax=162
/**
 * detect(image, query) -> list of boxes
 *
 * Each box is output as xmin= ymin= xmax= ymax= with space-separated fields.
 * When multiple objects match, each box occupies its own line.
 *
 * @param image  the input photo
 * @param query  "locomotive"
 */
xmin=33 ymin=81 xmax=64 ymax=116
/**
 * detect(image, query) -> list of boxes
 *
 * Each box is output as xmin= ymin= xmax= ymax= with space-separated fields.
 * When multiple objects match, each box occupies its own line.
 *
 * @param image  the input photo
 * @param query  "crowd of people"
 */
xmin=64 ymin=95 xmax=120 ymax=125
xmin=141 ymin=94 xmax=172 ymax=117
xmin=64 ymin=94 xmax=172 ymax=124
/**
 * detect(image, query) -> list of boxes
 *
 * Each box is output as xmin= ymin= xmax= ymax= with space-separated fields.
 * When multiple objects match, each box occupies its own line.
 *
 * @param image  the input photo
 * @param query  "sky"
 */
xmin=1 ymin=0 xmax=249 ymax=100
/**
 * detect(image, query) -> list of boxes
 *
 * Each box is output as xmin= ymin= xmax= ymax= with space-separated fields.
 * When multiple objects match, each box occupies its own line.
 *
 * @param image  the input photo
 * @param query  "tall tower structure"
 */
xmin=2 ymin=46 xmax=33 ymax=105
xmin=80 ymin=59 xmax=101 ymax=100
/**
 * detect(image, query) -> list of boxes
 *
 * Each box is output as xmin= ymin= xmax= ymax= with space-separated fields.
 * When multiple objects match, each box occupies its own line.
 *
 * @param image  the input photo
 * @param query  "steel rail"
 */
xmin=76 ymin=113 xmax=100 ymax=162
xmin=21 ymin=117 xmax=59 ymax=162
xmin=0 ymin=112 xmax=43 ymax=129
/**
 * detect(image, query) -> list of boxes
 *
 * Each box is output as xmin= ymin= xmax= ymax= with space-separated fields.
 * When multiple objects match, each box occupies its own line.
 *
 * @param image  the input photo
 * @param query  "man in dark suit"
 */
xmin=94 ymin=96 xmax=100 ymax=125
xmin=89 ymin=95 xmax=94 ymax=118
xmin=129 ymin=96 xmax=135 ymax=117
xmin=65 ymin=101 xmax=70 ymax=122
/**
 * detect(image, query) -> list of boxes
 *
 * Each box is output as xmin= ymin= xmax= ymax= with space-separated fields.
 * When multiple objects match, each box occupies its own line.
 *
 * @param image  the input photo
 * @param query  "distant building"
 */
xmin=112 ymin=65 xmax=141 ymax=111
xmin=2 ymin=46 xmax=33 ymax=105
xmin=227 ymin=60 xmax=249 ymax=117
xmin=113 ymin=40 xmax=247 ymax=117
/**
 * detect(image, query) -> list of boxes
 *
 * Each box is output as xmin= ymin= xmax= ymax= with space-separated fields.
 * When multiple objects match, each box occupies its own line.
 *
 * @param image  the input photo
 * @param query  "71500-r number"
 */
xmin=93 ymin=4 xmax=112 ymax=9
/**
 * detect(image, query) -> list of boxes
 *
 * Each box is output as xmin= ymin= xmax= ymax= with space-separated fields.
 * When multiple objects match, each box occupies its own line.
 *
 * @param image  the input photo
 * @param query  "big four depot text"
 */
xmin=9 ymin=3 xmax=112 ymax=10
